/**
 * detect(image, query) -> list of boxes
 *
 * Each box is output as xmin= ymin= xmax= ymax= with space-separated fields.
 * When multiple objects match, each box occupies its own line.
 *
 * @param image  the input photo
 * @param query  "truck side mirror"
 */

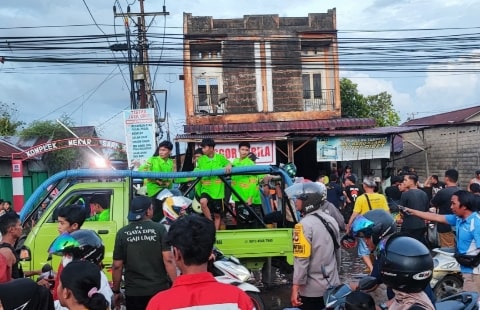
xmin=19 ymin=246 xmax=31 ymax=261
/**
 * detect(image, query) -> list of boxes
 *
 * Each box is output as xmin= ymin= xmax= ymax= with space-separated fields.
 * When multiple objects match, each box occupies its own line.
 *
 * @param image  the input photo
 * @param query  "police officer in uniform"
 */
xmin=286 ymin=182 xmax=341 ymax=310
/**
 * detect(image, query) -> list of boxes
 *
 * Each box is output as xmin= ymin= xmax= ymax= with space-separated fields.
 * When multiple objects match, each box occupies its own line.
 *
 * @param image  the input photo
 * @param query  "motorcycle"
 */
xmin=159 ymin=189 xmax=267 ymax=310
xmin=210 ymin=248 xmax=266 ymax=310
xmin=430 ymin=247 xmax=463 ymax=300
xmin=324 ymin=274 xmax=478 ymax=310
xmin=323 ymin=273 xmax=378 ymax=309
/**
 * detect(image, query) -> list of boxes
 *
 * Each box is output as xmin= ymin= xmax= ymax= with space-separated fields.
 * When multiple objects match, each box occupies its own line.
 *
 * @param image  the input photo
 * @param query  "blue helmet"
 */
xmin=351 ymin=209 xmax=396 ymax=245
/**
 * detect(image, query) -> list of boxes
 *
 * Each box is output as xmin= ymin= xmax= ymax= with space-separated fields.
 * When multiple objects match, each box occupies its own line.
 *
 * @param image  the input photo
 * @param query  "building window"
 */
xmin=302 ymin=73 xmax=322 ymax=99
xmin=195 ymin=76 xmax=222 ymax=113
xmin=302 ymin=72 xmax=330 ymax=111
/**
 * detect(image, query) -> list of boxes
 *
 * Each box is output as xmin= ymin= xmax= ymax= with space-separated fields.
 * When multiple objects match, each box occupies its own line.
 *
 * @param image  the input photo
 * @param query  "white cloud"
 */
xmin=341 ymin=71 xmax=413 ymax=121
xmin=415 ymin=50 xmax=480 ymax=113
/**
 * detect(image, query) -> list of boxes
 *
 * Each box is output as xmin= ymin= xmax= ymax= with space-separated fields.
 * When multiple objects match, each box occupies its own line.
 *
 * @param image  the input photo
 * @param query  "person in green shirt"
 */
xmin=87 ymin=194 xmax=110 ymax=221
xmin=231 ymin=142 xmax=263 ymax=228
xmin=197 ymin=138 xmax=232 ymax=230
xmin=139 ymin=140 xmax=174 ymax=221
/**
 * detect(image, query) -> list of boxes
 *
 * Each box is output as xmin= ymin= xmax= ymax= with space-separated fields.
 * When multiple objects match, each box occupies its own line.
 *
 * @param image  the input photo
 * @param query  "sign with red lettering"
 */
xmin=213 ymin=141 xmax=276 ymax=164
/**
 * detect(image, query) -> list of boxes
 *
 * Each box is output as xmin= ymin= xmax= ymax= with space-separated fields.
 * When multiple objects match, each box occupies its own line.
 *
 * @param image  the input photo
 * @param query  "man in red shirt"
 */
xmin=147 ymin=215 xmax=254 ymax=310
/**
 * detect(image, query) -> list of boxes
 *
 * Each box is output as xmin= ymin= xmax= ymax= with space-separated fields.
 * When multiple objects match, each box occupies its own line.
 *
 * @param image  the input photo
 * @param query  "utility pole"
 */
xmin=114 ymin=0 xmax=169 ymax=110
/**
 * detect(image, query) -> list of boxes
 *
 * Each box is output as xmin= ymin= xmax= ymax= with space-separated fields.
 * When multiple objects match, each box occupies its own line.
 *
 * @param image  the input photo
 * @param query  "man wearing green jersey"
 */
xmin=139 ymin=140 xmax=174 ymax=221
xmin=231 ymin=142 xmax=263 ymax=228
xmin=87 ymin=194 xmax=110 ymax=221
xmin=197 ymin=138 xmax=232 ymax=230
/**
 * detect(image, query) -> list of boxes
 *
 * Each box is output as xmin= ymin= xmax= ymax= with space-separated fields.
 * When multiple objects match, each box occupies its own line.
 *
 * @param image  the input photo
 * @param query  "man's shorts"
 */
xmin=200 ymin=193 xmax=224 ymax=215
xmin=357 ymin=238 xmax=370 ymax=257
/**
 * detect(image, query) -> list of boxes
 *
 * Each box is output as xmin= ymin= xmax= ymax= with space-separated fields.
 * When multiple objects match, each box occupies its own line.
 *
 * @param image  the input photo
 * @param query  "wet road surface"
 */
xmin=258 ymin=247 xmax=388 ymax=310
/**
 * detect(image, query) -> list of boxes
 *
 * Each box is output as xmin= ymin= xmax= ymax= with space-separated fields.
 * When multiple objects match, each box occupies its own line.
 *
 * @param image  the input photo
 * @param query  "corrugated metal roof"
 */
xmin=402 ymin=106 xmax=480 ymax=126
xmin=291 ymin=126 xmax=428 ymax=136
xmin=72 ymin=126 xmax=98 ymax=137
xmin=176 ymin=132 xmax=291 ymax=142
xmin=0 ymin=139 xmax=25 ymax=159
xmin=176 ymin=126 xmax=427 ymax=143
xmin=183 ymin=118 xmax=375 ymax=134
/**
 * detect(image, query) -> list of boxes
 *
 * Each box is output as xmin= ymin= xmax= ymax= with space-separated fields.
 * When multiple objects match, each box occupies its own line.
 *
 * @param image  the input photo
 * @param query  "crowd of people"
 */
xmin=287 ymin=165 xmax=480 ymax=309
xmin=3 ymin=136 xmax=480 ymax=310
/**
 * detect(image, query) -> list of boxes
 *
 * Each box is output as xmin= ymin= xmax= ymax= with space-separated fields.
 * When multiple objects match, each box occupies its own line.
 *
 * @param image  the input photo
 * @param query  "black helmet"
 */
xmin=285 ymin=182 xmax=326 ymax=214
xmin=48 ymin=229 xmax=105 ymax=264
xmin=379 ymin=235 xmax=433 ymax=293
xmin=351 ymin=209 xmax=396 ymax=245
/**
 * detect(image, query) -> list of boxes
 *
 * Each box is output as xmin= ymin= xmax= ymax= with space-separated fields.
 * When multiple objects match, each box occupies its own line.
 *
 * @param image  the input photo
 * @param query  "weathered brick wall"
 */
xmin=393 ymin=124 xmax=480 ymax=187
xmin=222 ymin=41 xmax=257 ymax=113
xmin=271 ymin=41 xmax=303 ymax=112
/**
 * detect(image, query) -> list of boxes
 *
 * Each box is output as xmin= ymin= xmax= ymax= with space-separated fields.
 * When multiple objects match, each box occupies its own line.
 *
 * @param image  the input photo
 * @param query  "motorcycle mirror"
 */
xmin=357 ymin=276 xmax=378 ymax=291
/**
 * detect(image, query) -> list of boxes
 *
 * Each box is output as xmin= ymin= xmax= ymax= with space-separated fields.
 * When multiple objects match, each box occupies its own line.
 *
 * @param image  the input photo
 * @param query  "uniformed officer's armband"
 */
xmin=293 ymin=223 xmax=311 ymax=258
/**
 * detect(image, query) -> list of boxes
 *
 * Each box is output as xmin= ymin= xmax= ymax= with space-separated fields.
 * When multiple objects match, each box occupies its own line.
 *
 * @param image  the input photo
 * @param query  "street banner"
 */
xmin=123 ymin=108 xmax=156 ymax=169
xmin=316 ymin=136 xmax=391 ymax=162
xmin=197 ymin=141 xmax=276 ymax=164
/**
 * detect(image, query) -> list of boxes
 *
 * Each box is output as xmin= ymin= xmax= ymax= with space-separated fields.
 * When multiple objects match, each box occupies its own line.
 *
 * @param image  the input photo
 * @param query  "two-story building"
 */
xmin=175 ymin=9 xmax=414 ymax=180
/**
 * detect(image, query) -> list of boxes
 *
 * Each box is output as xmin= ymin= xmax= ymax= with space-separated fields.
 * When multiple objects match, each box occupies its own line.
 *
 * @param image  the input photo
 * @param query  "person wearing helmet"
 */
xmin=346 ymin=176 xmax=390 ymax=272
xmin=139 ymin=140 xmax=175 ymax=222
xmin=347 ymin=209 xmax=436 ymax=308
xmin=286 ymin=182 xmax=341 ymax=310
xmin=48 ymin=229 xmax=113 ymax=310
xmin=378 ymin=235 xmax=435 ymax=310
xmin=197 ymin=138 xmax=232 ymax=230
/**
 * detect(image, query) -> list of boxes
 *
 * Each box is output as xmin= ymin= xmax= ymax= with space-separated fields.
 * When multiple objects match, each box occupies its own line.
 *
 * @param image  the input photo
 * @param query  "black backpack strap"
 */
xmin=0 ymin=243 xmax=14 ymax=252
xmin=311 ymin=213 xmax=340 ymax=250
xmin=364 ymin=194 xmax=372 ymax=210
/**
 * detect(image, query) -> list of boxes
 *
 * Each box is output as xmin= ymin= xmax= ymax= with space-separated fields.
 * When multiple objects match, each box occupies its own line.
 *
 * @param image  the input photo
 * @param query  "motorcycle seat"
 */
xmin=435 ymin=300 xmax=466 ymax=310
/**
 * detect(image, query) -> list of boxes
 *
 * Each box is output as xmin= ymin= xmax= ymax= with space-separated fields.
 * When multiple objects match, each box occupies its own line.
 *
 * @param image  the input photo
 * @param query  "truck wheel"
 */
xmin=247 ymin=292 xmax=266 ymax=310
xmin=433 ymin=275 xmax=463 ymax=300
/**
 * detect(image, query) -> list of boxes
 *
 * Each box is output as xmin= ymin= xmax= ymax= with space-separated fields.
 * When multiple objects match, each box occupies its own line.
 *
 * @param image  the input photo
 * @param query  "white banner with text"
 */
xmin=123 ymin=108 xmax=156 ymax=169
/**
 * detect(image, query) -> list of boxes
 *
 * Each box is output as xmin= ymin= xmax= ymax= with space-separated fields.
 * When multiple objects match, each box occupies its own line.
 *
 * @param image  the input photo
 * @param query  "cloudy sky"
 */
xmin=1 ymin=0 xmax=480 ymax=143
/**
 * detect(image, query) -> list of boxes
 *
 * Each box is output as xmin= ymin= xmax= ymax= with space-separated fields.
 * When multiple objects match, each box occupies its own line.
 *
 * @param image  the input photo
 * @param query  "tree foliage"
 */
xmin=19 ymin=115 xmax=81 ymax=174
xmin=340 ymin=78 xmax=400 ymax=126
xmin=0 ymin=102 xmax=25 ymax=135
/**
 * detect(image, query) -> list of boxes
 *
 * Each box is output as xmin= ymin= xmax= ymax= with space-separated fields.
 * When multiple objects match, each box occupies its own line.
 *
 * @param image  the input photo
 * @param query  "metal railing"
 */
xmin=192 ymin=89 xmax=336 ymax=115
xmin=194 ymin=94 xmax=226 ymax=115
xmin=303 ymin=89 xmax=335 ymax=111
